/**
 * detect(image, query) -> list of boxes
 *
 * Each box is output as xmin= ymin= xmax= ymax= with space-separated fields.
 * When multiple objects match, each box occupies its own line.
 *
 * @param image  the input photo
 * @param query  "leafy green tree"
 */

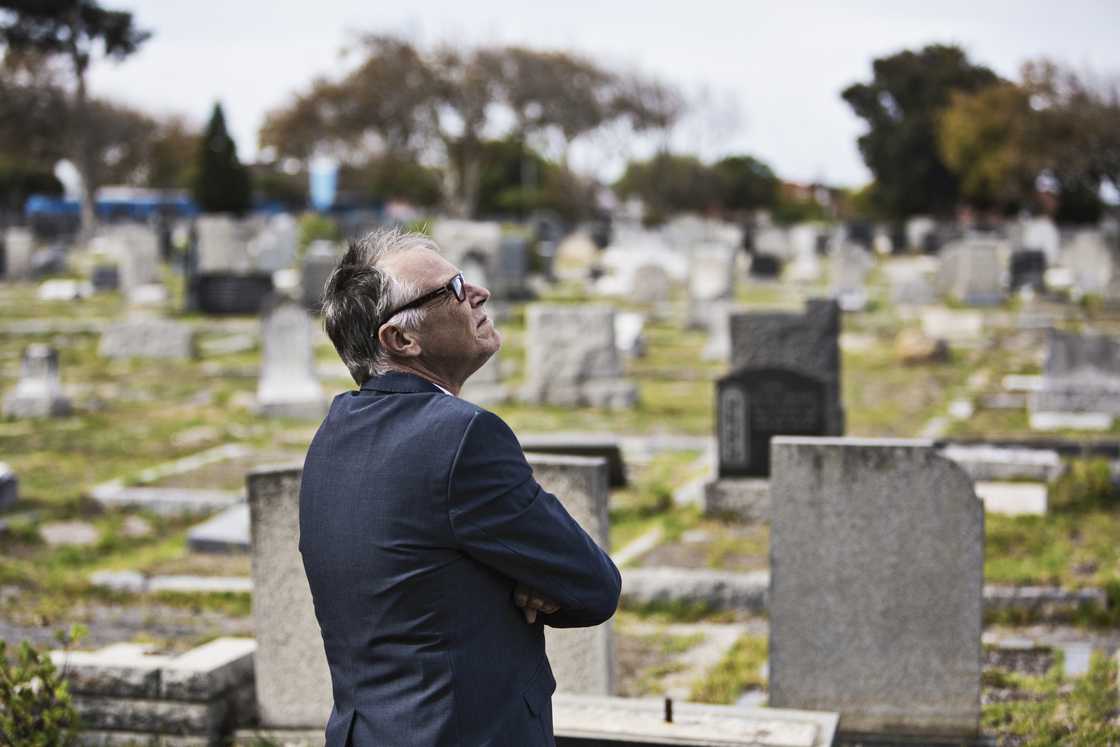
xmin=0 ymin=0 xmax=150 ymax=231
xmin=842 ymin=44 xmax=999 ymax=218
xmin=712 ymin=155 xmax=779 ymax=215
xmin=193 ymin=102 xmax=251 ymax=215
xmin=615 ymin=152 xmax=721 ymax=225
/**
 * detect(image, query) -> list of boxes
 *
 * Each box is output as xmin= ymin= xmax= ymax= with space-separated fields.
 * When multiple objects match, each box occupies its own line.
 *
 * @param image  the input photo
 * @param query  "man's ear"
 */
xmin=378 ymin=324 xmax=422 ymax=358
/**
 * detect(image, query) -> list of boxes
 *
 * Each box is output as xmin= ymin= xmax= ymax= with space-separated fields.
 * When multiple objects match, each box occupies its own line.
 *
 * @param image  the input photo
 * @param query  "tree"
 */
xmin=712 ymin=155 xmax=779 ymax=215
xmin=938 ymin=83 xmax=1037 ymax=213
xmin=841 ymin=44 xmax=999 ymax=218
xmin=615 ymin=152 xmax=721 ymax=225
xmin=0 ymin=0 xmax=150 ymax=231
xmin=144 ymin=115 xmax=199 ymax=190
xmin=193 ymin=103 xmax=251 ymax=215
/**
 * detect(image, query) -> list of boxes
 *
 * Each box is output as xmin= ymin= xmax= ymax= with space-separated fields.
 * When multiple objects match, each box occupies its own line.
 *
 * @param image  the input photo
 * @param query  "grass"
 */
xmin=609 ymin=450 xmax=704 ymax=552
xmin=629 ymin=630 xmax=706 ymax=696
xmin=982 ymin=652 xmax=1120 ymax=745
xmin=688 ymin=633 xmax=767 ymax=704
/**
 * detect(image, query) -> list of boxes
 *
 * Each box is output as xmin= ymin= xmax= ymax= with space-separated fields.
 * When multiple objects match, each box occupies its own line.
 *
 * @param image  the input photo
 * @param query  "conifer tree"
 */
xmin=193 ymin=102 xmax=251 ymax=214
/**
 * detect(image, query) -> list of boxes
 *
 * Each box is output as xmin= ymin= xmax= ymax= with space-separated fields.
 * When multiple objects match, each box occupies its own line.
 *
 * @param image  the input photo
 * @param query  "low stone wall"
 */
xmin=52 ymin=638 xmax=256 ymax=746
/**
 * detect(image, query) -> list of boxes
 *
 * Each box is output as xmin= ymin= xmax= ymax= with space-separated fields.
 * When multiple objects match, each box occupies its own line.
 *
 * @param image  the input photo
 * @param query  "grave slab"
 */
xmin=974 ymin=481 xmax=1048 ymax=516
xmin=939 ymin=445 xmax=1063 ymax=482
xmin=99 ymin=318 xmax=196 ymax=360
xmin=187 ymin=502 xmax=250 ymax=553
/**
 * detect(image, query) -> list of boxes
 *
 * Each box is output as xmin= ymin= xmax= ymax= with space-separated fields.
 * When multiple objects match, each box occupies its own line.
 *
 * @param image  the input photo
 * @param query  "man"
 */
xmin=300 ymin=228 xmax=621 ymax=747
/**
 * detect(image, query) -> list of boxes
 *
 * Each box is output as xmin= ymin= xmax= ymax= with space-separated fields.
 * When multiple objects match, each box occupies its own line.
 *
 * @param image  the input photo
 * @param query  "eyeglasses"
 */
xmin=379 ymin=272 xmax=466 ymax=327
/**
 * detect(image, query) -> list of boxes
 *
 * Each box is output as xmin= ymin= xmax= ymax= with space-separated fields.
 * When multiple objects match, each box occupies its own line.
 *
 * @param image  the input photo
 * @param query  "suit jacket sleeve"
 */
xmin=447 ymin=409 xmax=621 ymax=628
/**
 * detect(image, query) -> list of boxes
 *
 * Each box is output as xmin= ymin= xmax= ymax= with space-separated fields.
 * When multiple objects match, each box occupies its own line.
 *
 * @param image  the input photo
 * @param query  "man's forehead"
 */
xmin=383 ymin=246 xmax=456 ymax=281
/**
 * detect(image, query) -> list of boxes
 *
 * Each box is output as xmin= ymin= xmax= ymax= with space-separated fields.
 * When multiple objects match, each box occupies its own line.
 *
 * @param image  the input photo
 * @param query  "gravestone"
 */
xmin=769 ymin=436 xmax=983 ymax=738
xmin=250 ymin=214 xmax=299 ymax=272
xmin=256 ymin=296 xmax=326 ymax=419
xmin=458 ymin=351 xmax=509 ymax=407
xmin=716 ymin=368 xmax=827 ymax=478
xmin=1020 ymin=216 xmax=1060 ymax=264
xmin=195 ymin=215 xmax=254 ymax=272
xmin=1 ymin=227 xmax=33 ymax=280
xmin=728 ymin=298 xmax=844 ymax=445
xmin=2 ymin=344 xmax=71 ymax=418
xmin=752 ymin=226 xmax=790 ymax=259
xmin=884 ymin=258 xmax=938 ymax=306
xmin=748 ymin=252 xmax=782 ymax=278
xmin=522 ymin=305 xmax=637 ymax=409
xmin=246 ymin=464 xmax=331 ymax=729
xmin=1009 ymin=250 xmax=1047 ymax=293
xmin=300 ymin=240 xmax=342 ymax=310
xmin=613 ymin=311 xmax=646 ymax=358
xmin=687 ymin=244 xmax=737 ymax=329
xmin=432 ymin=220 xmax=529 ymax=299
xmin=529 ymin=454 xmax=613 ymax=696
xmin=110 ymin=224 xmax=162 ymax=299
xmin=0 ymin=463 xmax=17 ymax=510
xmin=99 ymin=318 xmax=196 ymax=360
xmin=90 ymin=264 xmax=120 ymax=292
xmin=937 ymin=239 xmax=1006 ymax=305
xmin=830 ymin=241 xmax=872 ymax=311
xmin=495 ymin=235 xmax=531 ymax=299
xmin=630 ymin=262 xmax=672 ymax=305
xmin=1028 ymin=329 xmax=1120 ymax=426
xmin=787 ymin=224 xmax=822 ymax=283
xmin=905 ymin=216 xmax=936 ymax=252
xmin=1064 ymin=230 xmax=1118 ymax=299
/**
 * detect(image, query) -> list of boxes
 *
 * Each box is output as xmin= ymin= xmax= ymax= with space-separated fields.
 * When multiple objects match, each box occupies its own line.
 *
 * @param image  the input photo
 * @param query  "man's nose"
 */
xmin=466 ymin=281 xmax=490 ymax=305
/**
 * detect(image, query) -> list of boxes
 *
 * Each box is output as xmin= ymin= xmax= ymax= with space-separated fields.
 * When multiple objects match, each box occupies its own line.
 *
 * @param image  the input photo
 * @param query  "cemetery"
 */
xmin=1 ymin=4 xmax=1119 ymax=746
xmin=2 ymin=210 xmax=1120 ymax=745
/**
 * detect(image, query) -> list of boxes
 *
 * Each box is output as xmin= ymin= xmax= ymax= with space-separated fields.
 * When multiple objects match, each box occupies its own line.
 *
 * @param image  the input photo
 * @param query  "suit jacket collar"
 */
xmin=360 ymin=371 xmax=446 ymax=395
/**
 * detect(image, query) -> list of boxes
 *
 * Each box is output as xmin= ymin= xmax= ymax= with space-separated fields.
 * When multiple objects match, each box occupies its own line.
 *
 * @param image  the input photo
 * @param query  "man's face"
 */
xmin=381 ymin=247 xmax=501 ymax=372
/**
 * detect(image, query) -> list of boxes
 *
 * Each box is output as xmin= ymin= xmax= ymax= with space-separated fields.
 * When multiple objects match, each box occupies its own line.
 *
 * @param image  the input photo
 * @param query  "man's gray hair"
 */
xmin=322 ymin=227 xmax=441 ymax=385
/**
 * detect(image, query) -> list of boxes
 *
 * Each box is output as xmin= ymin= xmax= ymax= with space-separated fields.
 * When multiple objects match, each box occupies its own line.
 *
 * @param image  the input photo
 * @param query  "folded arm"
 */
xmin=447 ymin=410 xmax=621 ymax=628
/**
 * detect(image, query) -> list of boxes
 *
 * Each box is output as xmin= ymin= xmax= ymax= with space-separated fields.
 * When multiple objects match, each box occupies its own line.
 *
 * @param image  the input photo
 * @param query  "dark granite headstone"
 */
xmin=1010 ymin=250 xmax=1047 ymax=292
xmin=717 ymin=368 xmax=827 ymax=477
xmin=91 ymin=265 xmax=120 ymax=292
xmin=195 ymin=272 xmax=274 ymax=315
xmin=749 ymin=253 xmax=782 ymax=278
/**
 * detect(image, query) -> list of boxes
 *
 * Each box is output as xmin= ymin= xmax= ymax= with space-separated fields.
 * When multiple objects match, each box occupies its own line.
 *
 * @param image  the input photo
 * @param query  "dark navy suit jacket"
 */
xmin=299 ymin=371 xmax=621 ymax=746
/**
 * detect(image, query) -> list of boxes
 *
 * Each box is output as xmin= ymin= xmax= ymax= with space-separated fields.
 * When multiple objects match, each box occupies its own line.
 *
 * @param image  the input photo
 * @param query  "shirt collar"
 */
xmin=359 ymin=371 xmax=452 ymax=396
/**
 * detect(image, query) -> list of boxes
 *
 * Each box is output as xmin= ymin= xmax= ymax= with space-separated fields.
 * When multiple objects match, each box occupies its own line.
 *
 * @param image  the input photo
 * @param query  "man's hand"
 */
xmin=514 ymin=583 xmax=560 ymax=624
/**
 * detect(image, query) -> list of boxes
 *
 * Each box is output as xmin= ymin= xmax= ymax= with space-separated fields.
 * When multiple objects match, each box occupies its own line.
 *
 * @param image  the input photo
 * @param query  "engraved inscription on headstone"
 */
xmin=717 ymin=369 xmax=826 ymax=478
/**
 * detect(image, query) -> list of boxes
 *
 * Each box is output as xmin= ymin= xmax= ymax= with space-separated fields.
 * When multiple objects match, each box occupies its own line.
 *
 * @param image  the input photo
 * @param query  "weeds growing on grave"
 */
xmin=0 ymin=624 xmax=85 ymax=746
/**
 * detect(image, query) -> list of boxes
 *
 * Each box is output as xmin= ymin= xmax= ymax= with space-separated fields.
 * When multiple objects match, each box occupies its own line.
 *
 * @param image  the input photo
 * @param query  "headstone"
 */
xmin=195 ymin=215 xmax=254 ymax=272
xmin=974 ymin=481 xmax=1048 ymax=516
xmin=0 ymin=463 xmax=17 ymax=511
xmin=195 ymin=272 xmax=274 ymax=315
xmin=1009 ymin=250 xmax=1047 ymax=293
xmin=937 ymin=238 xmax=1006 ymax=305
xmin=300 ymin=240 xmax=342 ymax=310
xmin=1028 ymin=329 xmax=1120 ymax=427
xmin=250 ymin=214 xmax=299 ymax=272
xmin=753 ymin=226 xmax=791 ymax=259
xmin=613 ymin=311 xmax=646 ymax=357
xmin=459 ymin=351 xmax=509 ymax=407
xmin=905 ymin=216 xmax=937 ymax=252
xmin=90 ymin=264 xmax=120 ymax=292
xmin=98 ymin=318 xmax=196 ymax=360
xmin=520 ymin=434 xmax=627 ymax=488
xmin=522 ymin=305 xmax=638 ymax=409
xmin=1 ymin=227 xmax=33 ymax=280
xmin=529 ymin=454 xmax=613 ymax=696
xmin=495 ymin=235 xmax=531 ymax=299
xmin=717 ymin=368 xmax=828 ymax=478
xmin=1020 ymin=216 xmax=1060 ymax=264
xmin=247 ymin=464 xmax=332 ymax=729
xmin=939 ymin=445 xmax=1063 ymax=482
xmin=1064 ymin=230 xmax=1118 ymax=299
xmin=884 ymin=257 xmax=938 ymax=306
xmin=724 ymin=298 xmax=844 ymax=472
xmin=830 ymin=242 xmax=872 ymax=311
xmin=769 ymin=437 xmax=982 ymax=738
xmin=787 ymin=224 xmax=822 ymax=283
xmin=687 ymin=243 xmax=737 ymax=329
xmin=432 ymin=220 xmax=529 ymax=299
xmin=2 ymin=344 xmax=71 ymax=418
xmin=630 ymin=263 xmax=672 ymax=305
xmin=256 ymin=296 xmax=326 ymax=419
xmin=110 ymin=224 xmax=162 ymax=299
xmin=748 ymin=252 xmax=782 ymax=279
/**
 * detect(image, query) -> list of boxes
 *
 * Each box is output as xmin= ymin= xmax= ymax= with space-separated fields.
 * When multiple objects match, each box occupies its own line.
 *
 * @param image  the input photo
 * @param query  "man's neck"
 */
xmin=383 ymin=362 xmax=461 ymax=396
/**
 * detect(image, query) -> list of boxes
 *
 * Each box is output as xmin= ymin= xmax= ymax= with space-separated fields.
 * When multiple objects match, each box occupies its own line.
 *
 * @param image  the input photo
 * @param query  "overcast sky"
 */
xmin=88 ymin=0 xmax=1120 ymax=188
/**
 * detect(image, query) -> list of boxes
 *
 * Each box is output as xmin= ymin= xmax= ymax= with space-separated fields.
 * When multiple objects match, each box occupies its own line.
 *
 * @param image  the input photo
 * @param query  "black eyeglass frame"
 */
xmin=379 ymin=272 xmax=466 ymax=328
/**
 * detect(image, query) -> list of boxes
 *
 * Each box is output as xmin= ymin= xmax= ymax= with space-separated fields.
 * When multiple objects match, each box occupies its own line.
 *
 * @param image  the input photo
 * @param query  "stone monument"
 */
xmin=769 ymin=436 xmax=982 ymax=738
xmin=99 ymin=317 xmax=196 ymax=359
xmin=256 ymin=296 xmax=326 ymax=419
xmin=1028 ymin=328 xmax=1120 ymax=429
xmin=2 ymin=344 xmax=72 ymax=418
xmin=529 ymin=454 xmax=613 ymax=696
xmin=300 ymin=240 xmax=342 ymax=310
xmin=522 ymin=305 xmax=638 ymax=409
xmin=937 ymin=238 xmax=1006 ymax=306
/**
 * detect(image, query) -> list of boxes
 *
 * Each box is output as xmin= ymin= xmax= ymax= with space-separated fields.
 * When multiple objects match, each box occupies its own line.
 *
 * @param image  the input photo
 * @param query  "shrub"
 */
xmin=0 ymin=625 xmax=85 ymax=746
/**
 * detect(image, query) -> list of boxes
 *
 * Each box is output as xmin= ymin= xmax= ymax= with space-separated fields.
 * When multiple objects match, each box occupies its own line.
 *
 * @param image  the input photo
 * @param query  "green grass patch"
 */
xmin=689 ymin=634 xmax=767 ymax=704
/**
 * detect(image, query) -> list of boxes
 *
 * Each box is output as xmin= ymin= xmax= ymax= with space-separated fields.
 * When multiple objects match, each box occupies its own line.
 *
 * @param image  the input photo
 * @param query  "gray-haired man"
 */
xmin=299 ymin=229 xmax=621 ymax=746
